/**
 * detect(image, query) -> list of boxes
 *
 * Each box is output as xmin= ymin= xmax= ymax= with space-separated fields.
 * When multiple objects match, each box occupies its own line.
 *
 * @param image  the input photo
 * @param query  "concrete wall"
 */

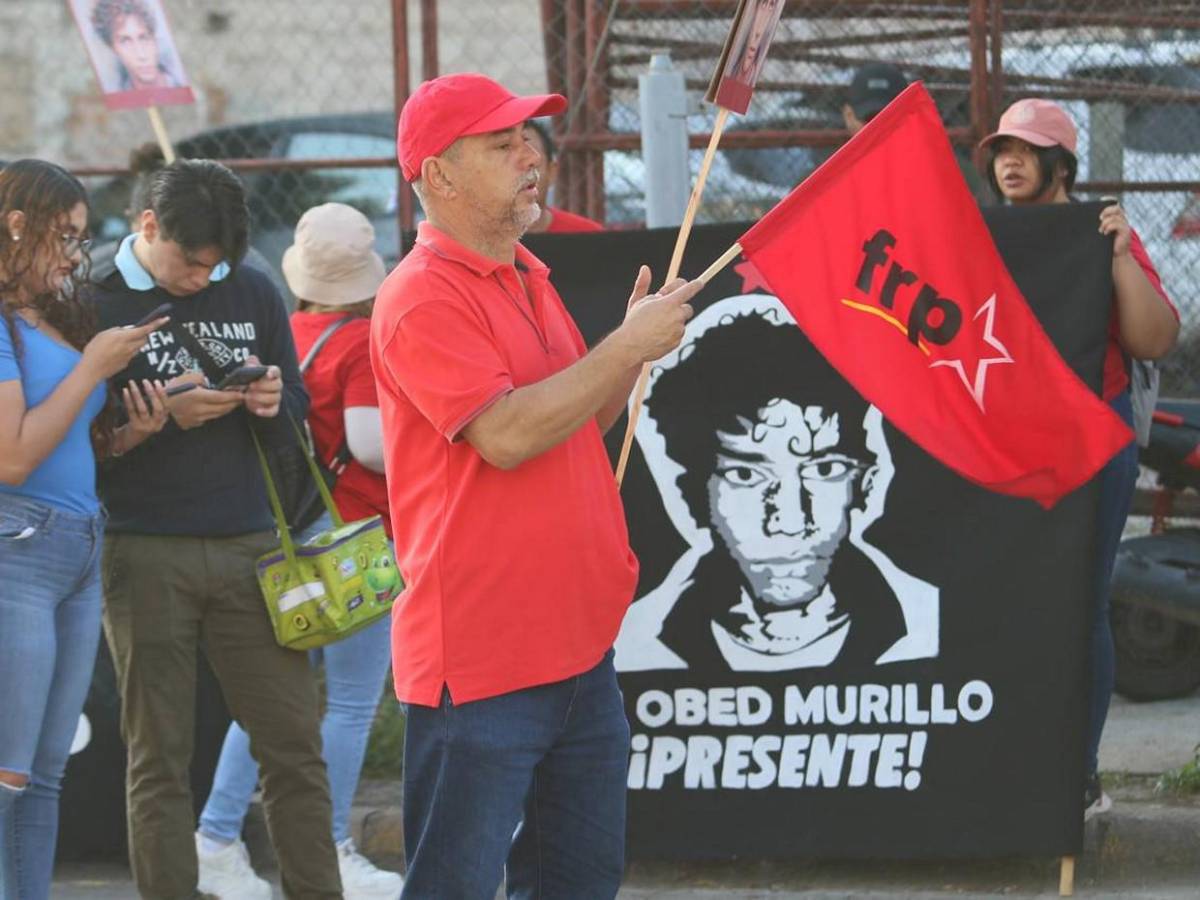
xmin=0 ymin=0 xmax=547 ymax=168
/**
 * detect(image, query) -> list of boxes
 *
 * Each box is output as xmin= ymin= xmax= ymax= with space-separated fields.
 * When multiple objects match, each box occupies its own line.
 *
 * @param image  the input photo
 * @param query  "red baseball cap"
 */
xmin=979 ymin=98 xmax=1078 ymax=154
xmin=397 ymin=73 xmax=567 ymax=182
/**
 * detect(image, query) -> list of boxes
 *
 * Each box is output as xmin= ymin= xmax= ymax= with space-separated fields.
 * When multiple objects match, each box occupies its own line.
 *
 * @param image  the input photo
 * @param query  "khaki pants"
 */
xmin=102 ymin=531 xmax=342 ymax=900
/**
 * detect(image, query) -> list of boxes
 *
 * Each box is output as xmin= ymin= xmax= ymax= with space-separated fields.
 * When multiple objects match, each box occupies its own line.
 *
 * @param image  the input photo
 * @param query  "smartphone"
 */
xmin=133 ymin=302 xmax=173 ymax=328
xmin=121 ymin=381 xmax=191 ymax=414
xmin=216 ymin=365 xmax=270 ymax=390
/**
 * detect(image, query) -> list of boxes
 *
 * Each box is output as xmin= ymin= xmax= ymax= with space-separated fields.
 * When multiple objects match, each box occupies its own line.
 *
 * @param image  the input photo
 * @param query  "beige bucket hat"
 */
xmin=281 ymin=203 xmax=386 ymax=305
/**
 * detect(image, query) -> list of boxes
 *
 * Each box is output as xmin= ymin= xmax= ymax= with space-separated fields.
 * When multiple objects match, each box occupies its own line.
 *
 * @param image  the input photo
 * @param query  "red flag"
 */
xmin=737 ymin=82 xmax=1132 ymax=508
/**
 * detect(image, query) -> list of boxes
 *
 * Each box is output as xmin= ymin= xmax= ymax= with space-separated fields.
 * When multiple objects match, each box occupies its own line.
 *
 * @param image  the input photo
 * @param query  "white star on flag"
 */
xmin=929 ymin=293 xmax=1014 ymax=413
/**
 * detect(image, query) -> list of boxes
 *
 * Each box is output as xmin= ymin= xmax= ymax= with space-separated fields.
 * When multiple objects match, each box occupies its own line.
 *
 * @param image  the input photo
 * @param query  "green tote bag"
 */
xmin=251 ymin=419 xmax=402 ymax=650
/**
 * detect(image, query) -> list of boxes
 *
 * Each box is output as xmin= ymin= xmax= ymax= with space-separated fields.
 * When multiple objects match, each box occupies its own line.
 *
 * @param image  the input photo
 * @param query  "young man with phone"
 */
xmin=89 ymin=159 xmax=342 ymax=899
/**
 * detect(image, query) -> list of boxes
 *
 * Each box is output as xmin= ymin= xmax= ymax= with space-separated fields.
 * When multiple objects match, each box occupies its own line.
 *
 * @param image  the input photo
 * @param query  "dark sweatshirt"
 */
xmin=92 ymin=255 xmax=309 ymax=537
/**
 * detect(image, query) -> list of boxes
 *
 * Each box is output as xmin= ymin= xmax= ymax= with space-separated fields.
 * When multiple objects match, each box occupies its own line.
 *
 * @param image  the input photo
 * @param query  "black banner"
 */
xmin=524 ymin=202 xmax=1114 ymax=860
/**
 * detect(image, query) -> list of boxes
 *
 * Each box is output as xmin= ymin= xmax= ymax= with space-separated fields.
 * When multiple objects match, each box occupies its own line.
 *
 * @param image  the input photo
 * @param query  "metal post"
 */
xmin=968 ymin=0 xmax=992 ymax=151
xmin=988 ymin=0 xmax=1005 ymax=124
xmin=582 ymin=0 xmax=608 ymax=221
xmin=421 ymin=0 xmax=439 ymax=81
xmin=391 ymin=0 xmax=414 ymax=236
xmin=1089 ymin=101 xmax=1126 ymax=200
xmin=639 ymin=53 xmax=690 ymax=228
xmin=564 ymin=0 xmax=587 ymax=213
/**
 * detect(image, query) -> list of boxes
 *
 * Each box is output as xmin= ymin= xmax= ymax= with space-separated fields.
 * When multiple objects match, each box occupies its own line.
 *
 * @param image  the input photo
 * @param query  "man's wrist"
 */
xmin=599 ymin=327 xmax=644 ymax=371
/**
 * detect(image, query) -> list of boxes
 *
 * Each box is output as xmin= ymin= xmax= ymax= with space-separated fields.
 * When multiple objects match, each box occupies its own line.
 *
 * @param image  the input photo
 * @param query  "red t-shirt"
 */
xmin=370 ymin=222 xmax=638 ymax=706
xmin=1101 ymin=229 xmax=1176 ymax=401
xmin=545 ymin=206 xmax=604 ymax=233
xmin=290 ymin=312 xmax=391 ymax=536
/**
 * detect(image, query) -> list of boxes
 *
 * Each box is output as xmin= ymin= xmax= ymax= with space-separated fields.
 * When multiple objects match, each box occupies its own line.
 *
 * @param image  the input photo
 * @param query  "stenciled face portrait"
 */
xmin=614 ymin=294 xmax=940 ymax=674
xmin=706 ymin=398 xmax=868 ymax=611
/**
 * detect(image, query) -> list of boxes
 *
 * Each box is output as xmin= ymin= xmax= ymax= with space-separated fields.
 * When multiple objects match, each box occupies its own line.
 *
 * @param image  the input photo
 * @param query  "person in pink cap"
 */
xmin=981 ymin=98 xmax=1179 ymax=820
xmin=371 ymin=73 xmax=702 ymax=898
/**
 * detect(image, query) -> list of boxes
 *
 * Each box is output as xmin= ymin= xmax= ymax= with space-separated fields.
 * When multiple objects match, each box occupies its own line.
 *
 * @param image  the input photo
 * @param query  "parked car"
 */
xmin=86 ymin=112 xmax=401 ymax=305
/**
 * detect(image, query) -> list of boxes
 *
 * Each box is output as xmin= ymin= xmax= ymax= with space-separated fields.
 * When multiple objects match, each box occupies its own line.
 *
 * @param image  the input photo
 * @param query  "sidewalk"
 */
xmin=345 ymin=690 xmax=1200 ymax=897
xmin=52 ymin=689 xmax=1199 ymax=898
xmin=343 ymin=779 xmax=1200 ymax=898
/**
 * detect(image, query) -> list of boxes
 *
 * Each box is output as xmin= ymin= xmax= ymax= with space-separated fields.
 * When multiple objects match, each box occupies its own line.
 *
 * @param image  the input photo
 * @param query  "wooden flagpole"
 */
xmin=1059 ymin=856 xmax=1075 ymax=896
xmin=146 ymin=106 xmax=177 ymax=163
xmin=697 ymin=240 xmax=743 ymax=286
xmin=613 ymin=106 xmax=731 ymax=487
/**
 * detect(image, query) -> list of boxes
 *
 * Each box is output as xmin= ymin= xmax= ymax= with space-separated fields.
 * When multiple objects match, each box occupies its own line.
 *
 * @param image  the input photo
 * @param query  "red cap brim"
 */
xmin=460 ymin=93 xmax=567 ymax=138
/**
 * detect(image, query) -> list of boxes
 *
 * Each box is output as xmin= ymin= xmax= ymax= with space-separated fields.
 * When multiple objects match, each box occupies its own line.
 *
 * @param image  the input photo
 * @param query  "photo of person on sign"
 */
xmin=709 ymin=0 xmax=786 ymax=112
xmin=69 ymin=0 xmax=194 ymax=109
xmin=90 ymin=0 xmax=182 ymax=90
xmin=614 ymin=294 xmax=939 ymax=673
xmin=726 ymin=0 xmax=783 ymax=84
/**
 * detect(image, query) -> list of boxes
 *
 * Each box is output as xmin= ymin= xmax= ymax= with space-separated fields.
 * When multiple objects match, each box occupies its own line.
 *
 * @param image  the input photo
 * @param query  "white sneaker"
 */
xmin=337 ymin=838 xmax=404 ymax=899
xmin=1083 ymin=772 xmax=1114 ymax=822
xmin=195 ymin=833 xmax=273 ymax=900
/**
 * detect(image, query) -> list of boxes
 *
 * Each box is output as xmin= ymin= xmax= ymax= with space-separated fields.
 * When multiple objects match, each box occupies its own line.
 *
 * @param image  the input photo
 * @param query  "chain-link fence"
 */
xmin=1 ymin=0 xmax=1196 ymax=387
xmin=982 ymin=4 xmax=1200 ymax=396
xmin=574 ymin=1 xmax=985 ymax=225
xmin=542 ymin=0 xmax=1199 ymax=392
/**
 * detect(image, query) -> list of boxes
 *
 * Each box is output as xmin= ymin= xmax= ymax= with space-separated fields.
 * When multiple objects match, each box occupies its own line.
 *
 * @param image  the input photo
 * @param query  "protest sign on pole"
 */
xmin=615 ymin=0 xmax=789 ymax=487
xmin=705 ymin=0 xmax=787 ymax=115
xmin=68 ymin=0 xmax=194 ymax=160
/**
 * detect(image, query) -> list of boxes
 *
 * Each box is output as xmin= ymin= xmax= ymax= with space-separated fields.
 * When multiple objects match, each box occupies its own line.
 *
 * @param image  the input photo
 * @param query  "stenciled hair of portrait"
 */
xmin=148 ymin=159 xmax=250 ymax=270
xmin=90 ymin=0 xmax=157 ymax=47
xmin=645 ymin=309 xmax=871 ymax=523
xmin=0 ymin=159 xmax=94 ymax=356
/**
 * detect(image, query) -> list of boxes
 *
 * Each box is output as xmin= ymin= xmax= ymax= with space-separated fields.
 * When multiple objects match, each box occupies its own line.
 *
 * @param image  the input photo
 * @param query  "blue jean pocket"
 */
xmin=0 ymin=509 xmax=40 ymax=541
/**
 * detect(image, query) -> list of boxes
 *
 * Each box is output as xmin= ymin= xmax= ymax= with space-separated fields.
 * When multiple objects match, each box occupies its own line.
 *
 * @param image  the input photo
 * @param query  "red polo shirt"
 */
xmin=370 ymin=222 xmax=638 ymax=707
xmin=545 ymin=207 xmax=604 ymax=233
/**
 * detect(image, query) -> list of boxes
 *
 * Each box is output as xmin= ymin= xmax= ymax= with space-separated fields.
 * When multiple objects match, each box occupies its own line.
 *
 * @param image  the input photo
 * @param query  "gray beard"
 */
xmin=514 ymin=200 xmax=541 ymax=234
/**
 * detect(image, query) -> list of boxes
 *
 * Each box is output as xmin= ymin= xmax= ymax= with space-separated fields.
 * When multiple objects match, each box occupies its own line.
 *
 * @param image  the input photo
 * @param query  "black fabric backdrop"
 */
xmin=521 ymin=201 xmax=1115 ymax=861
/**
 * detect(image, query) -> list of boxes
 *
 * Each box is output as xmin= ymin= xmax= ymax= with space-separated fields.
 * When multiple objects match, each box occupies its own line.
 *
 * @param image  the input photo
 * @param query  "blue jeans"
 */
xmin=198 ymin=513 xmax=393 ymax=845
xmin=0 ymin=495 xmax=105 ymax=900
xmin=401 ymin=650 xmax=630 ymax=900
xmin=1087 ymin=391 xmax=1138 ymax=776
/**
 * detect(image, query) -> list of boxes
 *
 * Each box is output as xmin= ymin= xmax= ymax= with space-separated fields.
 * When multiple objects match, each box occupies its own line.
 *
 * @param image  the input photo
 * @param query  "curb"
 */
xmin=248 ymin=782 xmax=1200 ymax=894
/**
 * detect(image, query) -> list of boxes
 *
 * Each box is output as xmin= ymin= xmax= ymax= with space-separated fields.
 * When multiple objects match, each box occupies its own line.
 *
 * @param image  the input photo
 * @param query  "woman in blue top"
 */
xmin=0 ymin=159 xmax=171 ymax=900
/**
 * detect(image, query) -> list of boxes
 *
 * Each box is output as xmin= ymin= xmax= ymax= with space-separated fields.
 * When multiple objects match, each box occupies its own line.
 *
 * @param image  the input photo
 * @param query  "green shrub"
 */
xmin=1155 ymin=745 xmax=1200 ymax=796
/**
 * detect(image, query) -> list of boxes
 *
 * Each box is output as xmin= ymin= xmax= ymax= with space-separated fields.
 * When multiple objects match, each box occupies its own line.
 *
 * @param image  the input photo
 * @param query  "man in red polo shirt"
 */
xmin=370 ymin=73 xmax=702 ymax=899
